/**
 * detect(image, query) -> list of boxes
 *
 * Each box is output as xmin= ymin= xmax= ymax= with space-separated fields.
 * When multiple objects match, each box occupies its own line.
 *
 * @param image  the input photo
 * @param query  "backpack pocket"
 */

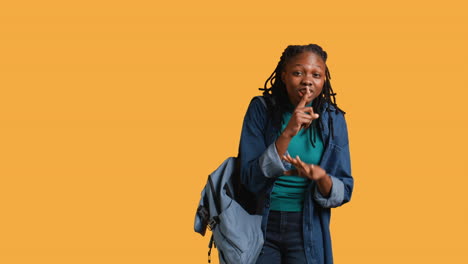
xmin=213 ymin=198 xmax=264 ymax=264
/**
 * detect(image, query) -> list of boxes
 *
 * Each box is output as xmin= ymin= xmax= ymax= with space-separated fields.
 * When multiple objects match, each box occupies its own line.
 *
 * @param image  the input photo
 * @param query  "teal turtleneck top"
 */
xmin=269 ymin=103 xmax=324 ymax=212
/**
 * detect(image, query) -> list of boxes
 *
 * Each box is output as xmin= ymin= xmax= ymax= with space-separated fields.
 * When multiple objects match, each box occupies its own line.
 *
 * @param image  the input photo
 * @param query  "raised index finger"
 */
xmin=296 ymin=89 xmax=311 ymax=109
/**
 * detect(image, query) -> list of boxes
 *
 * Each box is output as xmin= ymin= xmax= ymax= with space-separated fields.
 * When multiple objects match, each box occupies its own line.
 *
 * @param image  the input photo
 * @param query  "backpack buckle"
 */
xmin=208 ymin=216 xmax=219 ymax=230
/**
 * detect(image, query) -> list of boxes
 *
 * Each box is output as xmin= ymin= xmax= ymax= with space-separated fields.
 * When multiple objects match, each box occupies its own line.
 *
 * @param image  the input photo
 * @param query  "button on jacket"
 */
xmin=239 ymin=96 xmax=354 ymax=264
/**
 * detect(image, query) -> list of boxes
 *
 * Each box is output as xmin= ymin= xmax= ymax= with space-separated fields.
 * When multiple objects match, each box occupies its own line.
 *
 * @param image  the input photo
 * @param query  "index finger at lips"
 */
xmin=296 ymin=92 xmax=309 ymax=108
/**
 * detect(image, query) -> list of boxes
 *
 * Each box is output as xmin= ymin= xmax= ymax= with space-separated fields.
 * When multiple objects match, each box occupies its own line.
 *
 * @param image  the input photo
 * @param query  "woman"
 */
xmin=238 ymin=44 xmax=354 ymax=264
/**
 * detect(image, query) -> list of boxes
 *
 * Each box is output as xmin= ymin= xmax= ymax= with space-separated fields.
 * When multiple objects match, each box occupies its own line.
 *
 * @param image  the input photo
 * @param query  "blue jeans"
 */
xmin=256 ymin=210 xmax=307 ymax=264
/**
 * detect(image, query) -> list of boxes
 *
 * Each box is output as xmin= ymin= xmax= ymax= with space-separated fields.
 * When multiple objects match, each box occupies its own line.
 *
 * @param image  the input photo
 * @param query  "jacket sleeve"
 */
xmin=313 ymin=111 xmax=354 ymax=208
xmin=238 ymin=97 xmax=290 ymax=194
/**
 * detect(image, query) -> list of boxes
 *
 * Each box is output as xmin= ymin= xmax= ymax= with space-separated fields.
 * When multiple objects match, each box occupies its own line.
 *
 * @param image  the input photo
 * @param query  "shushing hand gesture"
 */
xmin=282 ymin=89 xmax=319 ymax=138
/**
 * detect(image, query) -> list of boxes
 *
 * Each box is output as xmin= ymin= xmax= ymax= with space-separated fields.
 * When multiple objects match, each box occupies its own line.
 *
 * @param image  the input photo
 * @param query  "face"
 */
xmin=281 ymin=52 xmax=326 ymax=106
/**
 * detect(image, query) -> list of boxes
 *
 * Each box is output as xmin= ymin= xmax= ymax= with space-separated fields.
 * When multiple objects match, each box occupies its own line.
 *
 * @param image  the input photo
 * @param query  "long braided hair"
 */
xmin=259 ymin=44 xmax=345 ymax=146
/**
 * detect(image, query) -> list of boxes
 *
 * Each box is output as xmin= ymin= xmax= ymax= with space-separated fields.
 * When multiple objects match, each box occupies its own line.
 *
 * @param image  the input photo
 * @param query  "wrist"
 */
xmin=280 ymin=130 xmax=294 ymax=139
xmin=316 ymin=173 xmax=332 ymax=198
xmin=317 ymin=173 xmax=330 ymax=184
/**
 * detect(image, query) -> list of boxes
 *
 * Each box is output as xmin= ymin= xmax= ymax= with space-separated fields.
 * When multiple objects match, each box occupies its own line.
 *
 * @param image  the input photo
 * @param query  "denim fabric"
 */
xmin=239 ymin=96 xmax=354 ymax=264
xmin=256 ymin=211 xmax=307 ymax=264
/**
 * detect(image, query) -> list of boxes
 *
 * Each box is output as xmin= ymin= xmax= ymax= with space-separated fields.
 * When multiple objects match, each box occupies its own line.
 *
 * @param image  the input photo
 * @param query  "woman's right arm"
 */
xmin=239 ymin=97 xmax=287 ymax=194
xmin=239 ymin=95 xmax=318 ymax=194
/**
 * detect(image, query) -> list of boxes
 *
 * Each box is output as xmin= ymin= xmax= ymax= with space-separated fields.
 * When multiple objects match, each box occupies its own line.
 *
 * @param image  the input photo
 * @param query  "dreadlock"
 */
xmin=259 ymin=44 xmax=345 ymax=147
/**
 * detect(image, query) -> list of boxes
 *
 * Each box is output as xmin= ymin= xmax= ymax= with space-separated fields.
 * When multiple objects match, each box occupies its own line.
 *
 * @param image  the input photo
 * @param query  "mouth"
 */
xmin=297 ymin=87 xmax=313 ymax=97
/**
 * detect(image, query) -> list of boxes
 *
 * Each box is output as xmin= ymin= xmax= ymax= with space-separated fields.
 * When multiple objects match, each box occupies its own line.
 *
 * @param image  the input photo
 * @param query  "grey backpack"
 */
xmin=194 ymin=96 xmax=272 ymax=263
xmin=194 ymin=157 xmax=264 ymax=264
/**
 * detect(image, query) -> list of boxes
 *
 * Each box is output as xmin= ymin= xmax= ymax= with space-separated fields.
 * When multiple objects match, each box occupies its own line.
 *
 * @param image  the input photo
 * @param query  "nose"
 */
xmin=300 ymin=76 xmax=313 ymax=86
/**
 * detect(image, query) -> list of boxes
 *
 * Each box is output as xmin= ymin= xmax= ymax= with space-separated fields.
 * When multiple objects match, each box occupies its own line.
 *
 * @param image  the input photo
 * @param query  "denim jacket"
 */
xmin=238 ymin=96 xmax=354 ymax=264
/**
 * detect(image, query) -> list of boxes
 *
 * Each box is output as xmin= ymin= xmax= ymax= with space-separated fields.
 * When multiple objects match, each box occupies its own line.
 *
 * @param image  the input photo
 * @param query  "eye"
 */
xmin=313 ymin=73 xmax=321 ymax=78
xmin=292 ymin=71 xmax=303 ymax=76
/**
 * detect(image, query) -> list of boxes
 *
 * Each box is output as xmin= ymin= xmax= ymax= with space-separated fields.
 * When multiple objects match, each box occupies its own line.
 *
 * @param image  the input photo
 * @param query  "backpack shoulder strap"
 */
xmin=254 ymin=95 xmax=267 ymax=108
xmin=254 ymin=94 xmax=276 ymax=114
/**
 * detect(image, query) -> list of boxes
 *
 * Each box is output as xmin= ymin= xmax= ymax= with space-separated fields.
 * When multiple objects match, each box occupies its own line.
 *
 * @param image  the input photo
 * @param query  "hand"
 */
xmin=282 ymin=89 xmax=319 ymax=138
xmin=282 ymin=154 xmax=328 ymax=181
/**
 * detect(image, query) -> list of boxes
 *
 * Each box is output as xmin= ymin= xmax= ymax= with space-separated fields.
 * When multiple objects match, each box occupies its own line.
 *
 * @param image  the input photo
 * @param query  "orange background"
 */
xmin=1 ymin=0 xmax=467 ymax=263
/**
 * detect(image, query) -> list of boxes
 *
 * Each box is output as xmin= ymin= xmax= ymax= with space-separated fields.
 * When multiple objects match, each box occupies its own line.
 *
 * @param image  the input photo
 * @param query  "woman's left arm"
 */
xmin=283 ymin=112 xmax=354 ymax=208
xmin=283 ymin=154 xmax=333 ymax=197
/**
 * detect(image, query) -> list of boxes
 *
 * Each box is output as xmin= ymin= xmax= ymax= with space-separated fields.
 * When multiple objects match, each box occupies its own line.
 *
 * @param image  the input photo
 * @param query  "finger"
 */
xmin=296 ymin=155 xmax=308 ymax=168
xmin=296 ymin=155 xmax=304 ymax=163
xmin=295 ymin=111 xmax=314 ymax=119
xmin=297 ymin=116 xmax=313 ymax=126
xmin=296 ymin=111 xmax=317 ymax=130
xmin=299 ymin=88 xmax=314 ymax=103
xmin=296 ymin=156 xmax=314 ymax=176
xmin=296 ymin=91 xmax=309 ymax=108
xmin=289 ymin=159 xmax=300 ymax=168
xmin=296 ymin=113 xmax=313 ymax=121
xmin=287 ymin=154 xmax=298 ymax=162
xmin=283 ymin=154 xmax=295 ymax=164
xmin=292 ymin=155 xmax=303 ymax=167
xmin=289 ymin=157 xmax=300 ymax=167
xmin=295 ymin=154 xmax=307 ymax=161
xmin=282 ymin=155 xmax=292 ymax=163
xmin=295 ymin=112 xmax=313 ymax=121
xmin=299 ymin=119 xmax=314 ymax=130
xmin=296 ymin=106 xmax=314 ymax=115
xmin=288 ymin=154 xmax=303 ymax=167
xmin=298 ymin=107 xmax=320 ymax=119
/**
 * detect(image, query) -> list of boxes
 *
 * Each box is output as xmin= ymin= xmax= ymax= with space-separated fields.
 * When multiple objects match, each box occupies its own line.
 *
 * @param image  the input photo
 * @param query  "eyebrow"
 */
xmin=294 ymin=63 xmax=322 ymax=69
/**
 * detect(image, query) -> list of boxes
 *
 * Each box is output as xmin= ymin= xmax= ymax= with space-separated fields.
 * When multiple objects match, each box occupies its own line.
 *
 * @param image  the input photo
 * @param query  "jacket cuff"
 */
xmin=313 ymin=175 xmax=345 ymax=208
xmin=258 ymin=142 xmax=289 ymax=178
